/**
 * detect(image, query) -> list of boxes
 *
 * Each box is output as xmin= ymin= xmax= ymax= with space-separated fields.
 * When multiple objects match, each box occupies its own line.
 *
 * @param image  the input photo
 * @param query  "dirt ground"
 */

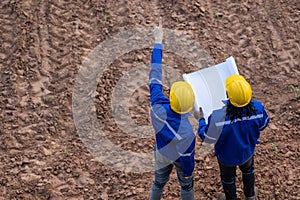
xmin=0 ymin=0 xmax=299 ymax=199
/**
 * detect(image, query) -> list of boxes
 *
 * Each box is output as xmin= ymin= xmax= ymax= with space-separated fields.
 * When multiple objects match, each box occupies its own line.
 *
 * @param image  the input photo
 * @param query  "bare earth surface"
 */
xmin=0 ymin=0 xmax=299 ymax=199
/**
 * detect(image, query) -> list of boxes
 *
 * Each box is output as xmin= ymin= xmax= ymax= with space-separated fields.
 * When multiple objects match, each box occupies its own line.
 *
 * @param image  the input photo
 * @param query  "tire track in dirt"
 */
xmin=0 ymin=2 xmax=21 ymax=197
xmin=0 ymin=1 xmax=48 ymax=198
xmin=256 ymin=1 xmax=300 ymax=199
xmin=0 ymin=2 xmax=19 ymax=62
xmin=0 ymin=1 xmax=90 ymax=199
xmin=0 ymin=1 xmax=19 ymax=133
xmin=0 ymin=1 xmax=34 ymax=161
xmin=29 ymin=1 xmax=99 ymax=199
xmin=264 ymin=0 xmax=299 ymax=76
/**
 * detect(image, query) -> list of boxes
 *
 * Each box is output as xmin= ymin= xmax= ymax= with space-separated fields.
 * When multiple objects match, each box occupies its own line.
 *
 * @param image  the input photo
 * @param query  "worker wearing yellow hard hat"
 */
xmin=149 ymin=18 xmax=195 ymax=200
xmin=196 ymin=74 xmax=270 ymax=200
xmin=226 ymin=74 xmax=252 ymax=107
xmin=170 ymin=81 xmax=195 ymax=114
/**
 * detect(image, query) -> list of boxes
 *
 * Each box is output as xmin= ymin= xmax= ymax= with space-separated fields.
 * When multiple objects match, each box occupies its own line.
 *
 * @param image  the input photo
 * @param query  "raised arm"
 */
xmin=149 ymin=18 xmax=168 ymax=105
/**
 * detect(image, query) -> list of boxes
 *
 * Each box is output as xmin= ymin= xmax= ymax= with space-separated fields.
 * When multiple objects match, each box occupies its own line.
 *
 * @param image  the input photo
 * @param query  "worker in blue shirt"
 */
xmin=196 ymin=74 xmax=270 ymax=200
xmin=149 ymin=18 xmax=196 ymax=200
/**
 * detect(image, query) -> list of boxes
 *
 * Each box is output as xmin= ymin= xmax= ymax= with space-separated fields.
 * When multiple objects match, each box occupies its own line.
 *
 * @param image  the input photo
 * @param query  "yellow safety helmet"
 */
xmin=226 ymin=74 xmax=252 ymax=107
xmin=170 ymin=81 xmax=195 ymax=114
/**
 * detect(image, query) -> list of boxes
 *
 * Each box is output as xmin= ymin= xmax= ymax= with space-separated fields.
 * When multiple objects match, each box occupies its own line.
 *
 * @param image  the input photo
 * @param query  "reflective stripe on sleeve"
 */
xmin=259 ymin=116 xmax=270 ymax=130
xmin=215 ymin=114 xmax=264 ymax=127
xmin=178 ymin=150 xmax=194 ymax=157
xmin=150 ymin=106 xmax=182 ymax=140
xmin=149 ymin=78 xmax=162 ymax=85
xmin=204 ymin=133 xmax=217 ymax=141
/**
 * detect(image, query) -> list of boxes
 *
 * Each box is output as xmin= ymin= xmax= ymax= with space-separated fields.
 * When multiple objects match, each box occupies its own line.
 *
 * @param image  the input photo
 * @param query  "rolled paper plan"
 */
xmin=182 ymin=57 xmax=239 ymax=122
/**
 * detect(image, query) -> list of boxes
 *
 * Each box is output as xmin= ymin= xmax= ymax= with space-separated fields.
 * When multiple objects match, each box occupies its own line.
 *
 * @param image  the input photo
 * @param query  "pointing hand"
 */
xmin=153 ymin=17 xmax=163 ymax=44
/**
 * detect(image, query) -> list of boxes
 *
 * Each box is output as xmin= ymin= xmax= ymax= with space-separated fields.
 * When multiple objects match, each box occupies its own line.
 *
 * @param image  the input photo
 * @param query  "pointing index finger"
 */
xmin=159 ymin=17 xmax=162 ymax=28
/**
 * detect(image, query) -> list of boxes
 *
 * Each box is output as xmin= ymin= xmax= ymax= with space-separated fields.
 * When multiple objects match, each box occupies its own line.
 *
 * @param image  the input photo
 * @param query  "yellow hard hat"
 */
xmin=226 ymin=74 xmax=252 ymax=107
xmin=170 ymin=81 xmax=195 ymax=114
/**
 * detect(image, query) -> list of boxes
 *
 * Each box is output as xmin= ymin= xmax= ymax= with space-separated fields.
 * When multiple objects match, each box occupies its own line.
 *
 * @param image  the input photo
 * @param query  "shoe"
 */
xmin=216 ymin=192 xmax=226 ymax=200
xmin=244 ymin=188 xmax=258 ymax=200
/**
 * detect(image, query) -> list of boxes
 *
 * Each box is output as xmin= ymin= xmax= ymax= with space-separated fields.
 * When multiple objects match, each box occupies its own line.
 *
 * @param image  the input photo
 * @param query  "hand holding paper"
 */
xmin=183 ymin=57 xmax=239 ymax=122
xmin=198 ymin=107 xmax=204 ymax=119
xmin=193 ymin=107 xmax=204 ymax=121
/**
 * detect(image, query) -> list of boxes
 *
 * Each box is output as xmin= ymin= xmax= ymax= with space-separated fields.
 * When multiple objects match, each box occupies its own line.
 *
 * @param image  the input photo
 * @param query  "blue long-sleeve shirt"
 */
xmin=198 ymin=100 xmax=270 ymax=166
xmin=149 ymin=43 xmax=195 ymax=177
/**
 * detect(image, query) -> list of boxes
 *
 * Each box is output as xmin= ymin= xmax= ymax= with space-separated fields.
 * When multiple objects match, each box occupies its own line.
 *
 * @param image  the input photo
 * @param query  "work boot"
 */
xmin=244 ymin=188 xmax=258 ymax=200
xmin=216 ymin=192 xmax=226 ymax=200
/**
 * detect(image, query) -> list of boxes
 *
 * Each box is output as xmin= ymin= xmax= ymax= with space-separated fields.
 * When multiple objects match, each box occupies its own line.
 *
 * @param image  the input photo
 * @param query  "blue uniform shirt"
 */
xmin=198 ymin=100 xmax=270 ymax=166
xmin=149 ymin=43 xmax=195 ymax=177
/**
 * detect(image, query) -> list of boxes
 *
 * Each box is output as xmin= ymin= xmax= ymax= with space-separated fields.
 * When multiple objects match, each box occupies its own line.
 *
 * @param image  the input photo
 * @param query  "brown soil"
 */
xmin=0 ymin=0 xmax=299 ymax=199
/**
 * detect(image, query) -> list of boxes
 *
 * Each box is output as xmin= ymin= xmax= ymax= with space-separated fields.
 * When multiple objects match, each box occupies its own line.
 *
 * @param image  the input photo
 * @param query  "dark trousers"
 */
xmin=218 ymin=156 xmax=255 ymax=200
